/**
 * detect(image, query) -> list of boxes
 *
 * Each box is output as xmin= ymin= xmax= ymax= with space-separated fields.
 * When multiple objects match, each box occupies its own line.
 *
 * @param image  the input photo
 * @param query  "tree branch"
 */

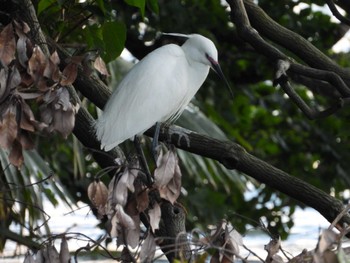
xmin=145 ymin=125 xmax=350 ymax=227
xmin=227 ymin=0 xmax=350 ymax=118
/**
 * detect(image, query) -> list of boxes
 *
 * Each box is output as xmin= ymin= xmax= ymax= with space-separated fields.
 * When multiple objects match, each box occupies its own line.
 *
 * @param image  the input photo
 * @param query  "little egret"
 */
xmin=96 ymin=33 xmax=231 ymax=151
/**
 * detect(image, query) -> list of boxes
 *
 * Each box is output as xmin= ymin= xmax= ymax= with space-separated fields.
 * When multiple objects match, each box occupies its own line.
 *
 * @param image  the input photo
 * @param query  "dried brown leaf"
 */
xmin=8 ymin=66 xmax=21 ymax=91
xmin=59 ymin=236 xmax=70 ymax=263
xmin=161 ymin=161 xmax=182 ymax=204
xmin=0 ymin=69 xmax=10 ymax=102
xmin=120 ymin=247 xmax=134 ymax=263
xmin=140 ymin=231 xmax=156 ymax=263
xmin=94 ymin=56 xmax=109 ymax=76
xmin=87 ymin=180 xmax=108 ymax=217
xmin=40 ymin=87 xmax=76 ymax=138
xmin=52 ymin=106 xmax=75 ymax=138
xmin=42 ymin=245 xmax=60 ymax=263
xmin=9 ymin=139 xmax=24 ymax=167
xmin=221 ymin=241 xmax=234 ymax=263
xmin=265 ymin=236 xmax=281 ymax=258
xmin=107 ymin=213 xmax=118 ymax=238
xmin=154 ymin=149 xmax=177 ymax=188
xmin=60 ymin=62 xmax=78 ymax=86
xmin=20 ymin=101 xmax=36 ymax=132
xmin=16 ymin=28 xmax=29 ymax=67
xmin=123 ymin=198 xmax=141 ymax=248
xmin=13 ymin=20 xmax=30 ymax=34
xmin=18 ymin=132 xmax=34 ymax=150
xmin=0 ymin=108 xmax=18 ymax=149
xmin=136 ymin=189 xmax=149 ymax=213
xmin=28 ymin=46 xmax=47 ymax=84
xmin=107 ymin=175 xmax=118 ymax=212
xmin=44 ymin=52 xmax=60 ymax=82
xmin=148 ymin=202 xmax=161 ymax=232
xmin=115 ymin=170 xmax=129 ymax=207
xmin=0 ymin=23 xmax=16 ymax=66
xmin=126 ymin=214 xmax=140 ymax=248
xmin=317 ymin=229 xmax=338 ymax=254
xmin=116 ymin=204 xmax=136 ymax=229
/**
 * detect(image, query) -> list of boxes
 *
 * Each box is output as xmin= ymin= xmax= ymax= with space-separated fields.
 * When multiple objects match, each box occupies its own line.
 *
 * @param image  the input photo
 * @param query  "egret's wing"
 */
xmin=96 ymin=44 xmax=189 ymax=151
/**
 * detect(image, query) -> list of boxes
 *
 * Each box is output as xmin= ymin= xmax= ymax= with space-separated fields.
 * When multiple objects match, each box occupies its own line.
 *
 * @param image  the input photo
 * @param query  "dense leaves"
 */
xmin=0 ymin=21 xmax=79 ymax=166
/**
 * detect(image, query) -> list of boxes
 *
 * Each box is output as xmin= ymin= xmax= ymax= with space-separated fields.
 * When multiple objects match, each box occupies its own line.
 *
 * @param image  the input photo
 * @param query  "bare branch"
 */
xmin=325 ymin=0 xmax=350 ymax=26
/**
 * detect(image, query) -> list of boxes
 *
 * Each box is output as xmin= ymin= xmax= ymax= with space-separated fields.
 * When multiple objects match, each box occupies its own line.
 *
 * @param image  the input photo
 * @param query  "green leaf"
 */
xmin=96 ymin=0 xmax=107 ymax=15
xmin=102 ymin=21 xmax=126 ymax=63
xmin=147 ymin=0 xmax=159 ymax=14
xmin=124 ymin=0 xmax=146 ymax=18
xmin=37 ymin=0 xmax=57 ymax=15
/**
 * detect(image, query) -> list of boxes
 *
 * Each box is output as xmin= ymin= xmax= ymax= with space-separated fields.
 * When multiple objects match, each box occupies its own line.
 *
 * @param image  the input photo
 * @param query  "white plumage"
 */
xmin=96 ymin=34 xmax=222 ymax=151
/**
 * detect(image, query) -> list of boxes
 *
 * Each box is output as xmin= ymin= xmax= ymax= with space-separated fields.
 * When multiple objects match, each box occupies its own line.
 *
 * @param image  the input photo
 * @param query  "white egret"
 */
xmin=95 ymin=33 xmax=231 ymax=152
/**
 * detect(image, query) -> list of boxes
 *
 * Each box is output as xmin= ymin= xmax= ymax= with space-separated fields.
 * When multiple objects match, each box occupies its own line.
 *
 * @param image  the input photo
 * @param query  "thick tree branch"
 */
xmin=146 ymin=125 xmax=350 ymax=227
xmin=239 ymin=0 xmax=350 ymax=81
xmin=227 ymin=0 xmax=350 ymax=118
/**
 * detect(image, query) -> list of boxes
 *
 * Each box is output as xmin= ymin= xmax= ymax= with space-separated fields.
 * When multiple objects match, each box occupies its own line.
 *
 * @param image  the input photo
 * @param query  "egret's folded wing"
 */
xmin=96 ymin=44 xmax=189 ymax=151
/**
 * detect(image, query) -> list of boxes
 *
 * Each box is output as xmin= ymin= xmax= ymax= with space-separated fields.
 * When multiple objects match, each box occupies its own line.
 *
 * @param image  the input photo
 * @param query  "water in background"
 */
xmin=1 ymin=199 xmax=330 ymax=262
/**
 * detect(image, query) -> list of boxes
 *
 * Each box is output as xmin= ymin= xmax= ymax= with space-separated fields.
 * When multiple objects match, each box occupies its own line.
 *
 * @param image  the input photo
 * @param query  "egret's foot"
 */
xmin=167 ymin=126 xmax=191 ymax=148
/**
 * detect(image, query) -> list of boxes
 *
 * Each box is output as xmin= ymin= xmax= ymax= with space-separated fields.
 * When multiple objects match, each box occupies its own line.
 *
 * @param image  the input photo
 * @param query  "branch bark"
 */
xmin=146 ymin=125 xmax=350 ymax=227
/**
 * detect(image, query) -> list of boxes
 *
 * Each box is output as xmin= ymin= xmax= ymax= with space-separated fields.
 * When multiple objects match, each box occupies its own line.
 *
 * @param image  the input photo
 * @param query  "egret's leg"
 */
xmin=134 ymin=135 xmax=152 ymax=186
xmin=151 ymin=122 xmax=161 ymax=164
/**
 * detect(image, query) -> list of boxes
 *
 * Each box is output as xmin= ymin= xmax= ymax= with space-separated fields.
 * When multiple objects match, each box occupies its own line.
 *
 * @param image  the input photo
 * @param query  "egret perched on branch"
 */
xmin=95 ymin=33 xmax=232 ymax=152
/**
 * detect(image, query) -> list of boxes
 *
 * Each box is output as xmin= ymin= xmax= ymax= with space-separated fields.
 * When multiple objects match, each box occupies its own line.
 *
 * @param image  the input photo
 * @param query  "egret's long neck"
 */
xmin=181 ymin=44 xmax=210 ymax=97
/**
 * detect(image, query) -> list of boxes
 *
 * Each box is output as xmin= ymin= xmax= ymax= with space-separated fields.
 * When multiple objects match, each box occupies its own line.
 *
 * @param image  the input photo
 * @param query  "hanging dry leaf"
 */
xmin=18 ymin=131 xmax=34 ymax=150
xmin=317 ymin=229 xmax=338 ymax=254
xmin=87 ymin=180 xmax=108 ymax=217
xmin=106 ymin=213 xmax=118 ymax=238
xmin=140 ymin=231 xmax=156 ymax=263
xmin=43 ymin=51 xmax=60 ymax=81
xmin=42 ymin=245 xmax=60 ymax=263
xmin=0 ymin=66 xmax=20 ymax=103
xmin=124 ymin=197 xmax=141 ymax=248
xmin=14 ymin=20 xmax=30 ymax=68
xmin=136 ymin=189 xmax=149 ymax=213
xmin=265 ymin=236 xmax=281 ymax=262
xmin=94 ymin=56 xmax=110 ymax=76
xmin=23 ymin=253 xmax=35 ymax=263
xmin=40 ymin=87 xmax=77 ymax=138
xmin=225 ymin=222 xmax=243 ymax=256
xmin=59 ymin=236 xmax=70 ymax=263
xmin=116 ymin=204 xmax=136 ymax=230
xmin=148 ymin=202 xmax=161 ymax=232
xmin=28 ymin=46 xmax=47 ymax=88
xmin=8 ymin=66 xmax=21 ymax=91
xmin=0 ymin=23 xmax=16 ymax=66
xmin=0 ymin=107 xmax=18 ymax=149
xmin=120 ymin=247 xmax=134 ymax=263
xmin=60 ymin=61 xmax=78 ymax=86
xmin=19 ymin=101 xmax=36 ymax=132
xmin=0 ymin=68 xmax=9 ymax=101
xmin=125 ymin=214 xmax=140 ymax=248
xmin=154 ymin=148 xmax=177 ymax=188
xmin=221 ymin=240 xmax=235 ymax=263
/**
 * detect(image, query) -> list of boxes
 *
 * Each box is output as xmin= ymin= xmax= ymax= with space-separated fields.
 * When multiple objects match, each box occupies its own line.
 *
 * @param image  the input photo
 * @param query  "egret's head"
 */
xmin=182 ymin=34 xmax=218 ymax=66
xmin=185 ymin=34 xmax=234 ymax=98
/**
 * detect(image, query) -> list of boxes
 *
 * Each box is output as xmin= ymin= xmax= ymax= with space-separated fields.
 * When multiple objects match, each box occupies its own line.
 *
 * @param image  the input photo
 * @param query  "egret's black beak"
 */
xmin=207 ymin=55 xmax=234 ymax=99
